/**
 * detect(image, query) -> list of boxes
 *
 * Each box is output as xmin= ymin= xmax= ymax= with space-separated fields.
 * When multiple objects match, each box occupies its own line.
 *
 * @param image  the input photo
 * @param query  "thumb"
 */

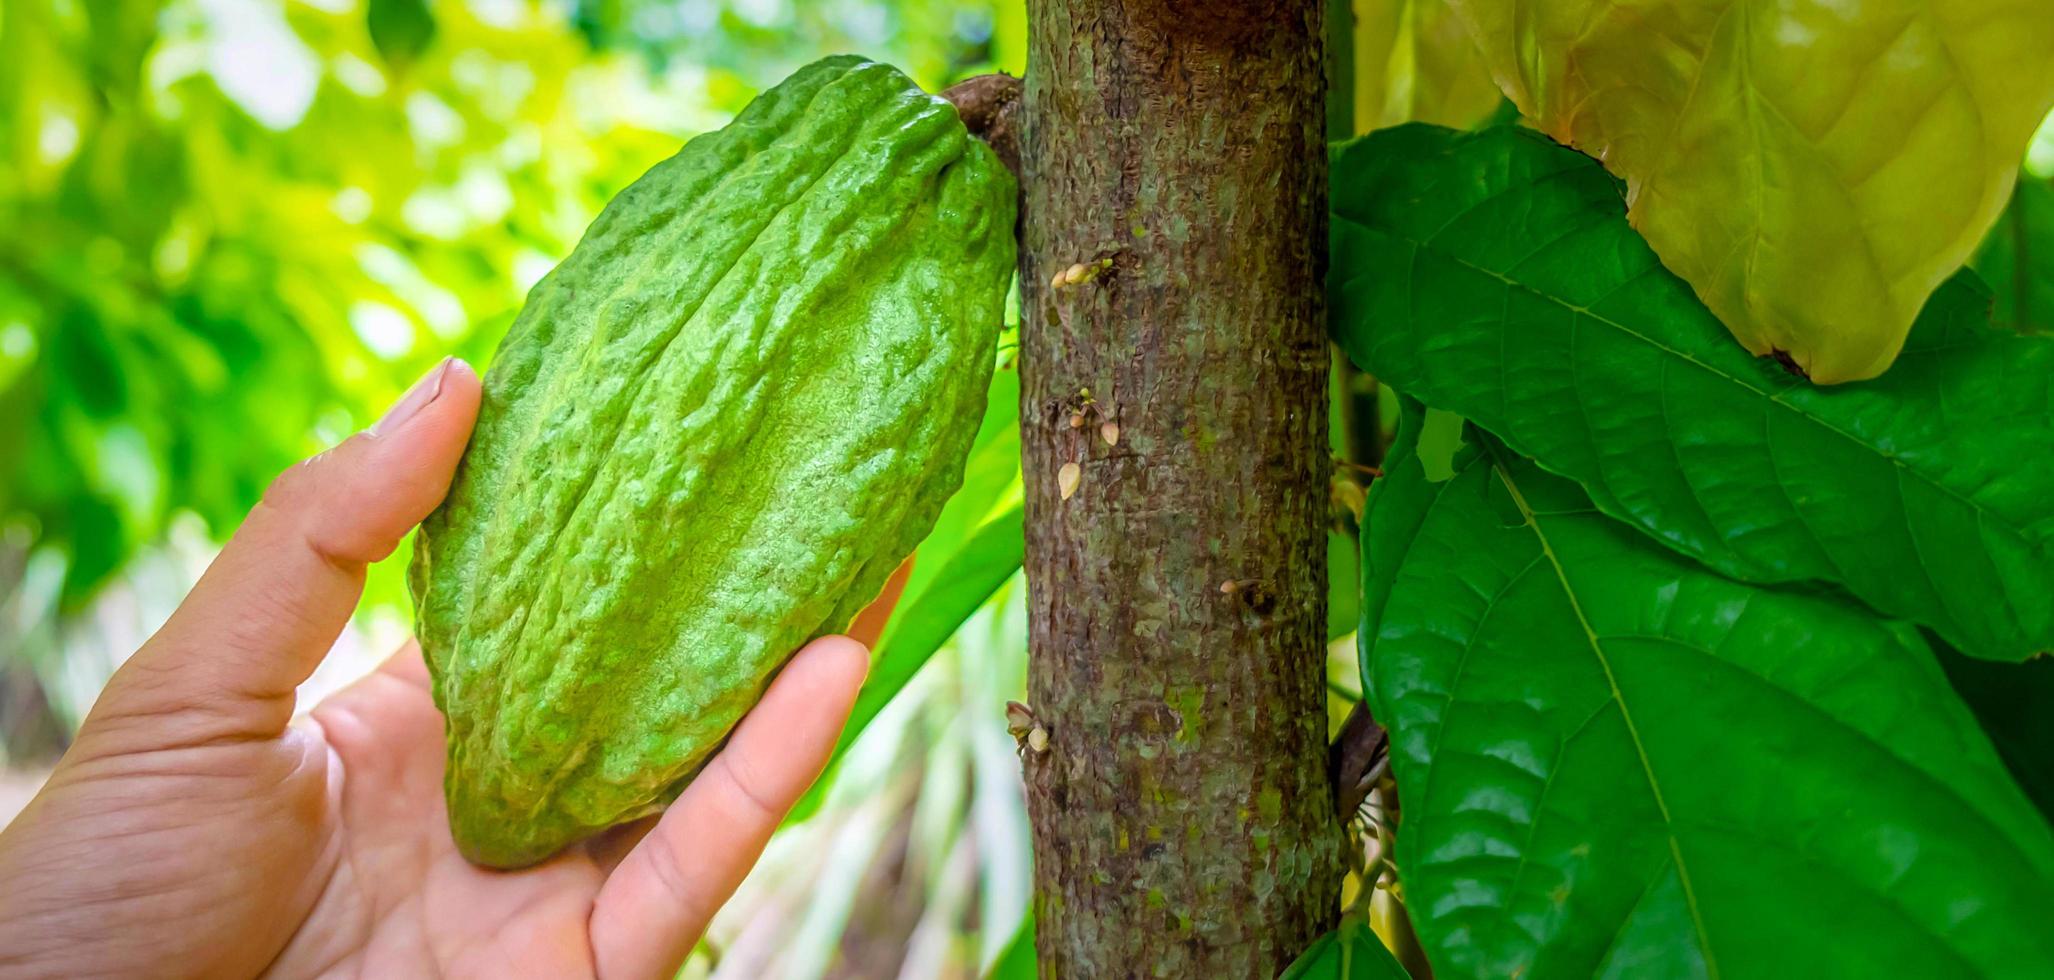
xmin=88 ymin=357 xmax=481 ymax=746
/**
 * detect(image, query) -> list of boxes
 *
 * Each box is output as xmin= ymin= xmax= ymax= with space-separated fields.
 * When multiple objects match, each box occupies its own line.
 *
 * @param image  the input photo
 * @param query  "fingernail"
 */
xmin=372 ymin=357 xmax=454 ymax=437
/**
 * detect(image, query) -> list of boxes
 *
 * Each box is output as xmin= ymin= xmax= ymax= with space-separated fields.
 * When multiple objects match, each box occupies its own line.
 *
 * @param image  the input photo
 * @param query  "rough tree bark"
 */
xmin=1013 ymin=1 xmax=1340 ymax=974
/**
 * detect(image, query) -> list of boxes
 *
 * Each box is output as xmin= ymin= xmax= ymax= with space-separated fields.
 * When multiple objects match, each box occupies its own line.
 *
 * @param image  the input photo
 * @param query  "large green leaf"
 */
xmin=1331 ymin=123 xmax=2054 ymax=662
xmin=1973 ymin=174 xmax=2054 ymax=333
xmin=1447 ymin=0 xmax=2054 ymax=382
xmin=1935 ymin=635 xmax=2054 ymax=824
xmin=1359 ymin=431 xmax=2054 ymax=978
xmin=1281 ymin=921 xmax=1412 ymax=980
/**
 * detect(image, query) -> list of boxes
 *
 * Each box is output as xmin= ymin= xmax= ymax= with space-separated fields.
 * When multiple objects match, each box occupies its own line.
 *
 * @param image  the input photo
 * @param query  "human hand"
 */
xmin=0 ymin=358 xmax=871 ymax=979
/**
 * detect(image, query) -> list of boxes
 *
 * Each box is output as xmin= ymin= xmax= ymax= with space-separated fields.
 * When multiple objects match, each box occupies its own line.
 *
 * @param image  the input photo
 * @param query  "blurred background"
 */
xmin=2 ymin=1 xmax=2049 ymax=976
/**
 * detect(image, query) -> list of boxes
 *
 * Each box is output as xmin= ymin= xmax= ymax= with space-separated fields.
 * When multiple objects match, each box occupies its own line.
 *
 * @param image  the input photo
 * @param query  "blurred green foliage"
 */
xmin=0 ymin=0 xmax=1023 ymax=619
xmin=571 ymin=0 xmax=1024 ymax=88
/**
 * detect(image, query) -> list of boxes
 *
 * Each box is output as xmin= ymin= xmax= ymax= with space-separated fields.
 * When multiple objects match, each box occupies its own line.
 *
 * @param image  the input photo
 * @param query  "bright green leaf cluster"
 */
xmin=1333 ymin=123 xmax=2054 ymax=976
xmin=1334 ymin=124 xmax=2054 ymax=663
xmin=1361 ymin=422 xmax=2054 ymax=976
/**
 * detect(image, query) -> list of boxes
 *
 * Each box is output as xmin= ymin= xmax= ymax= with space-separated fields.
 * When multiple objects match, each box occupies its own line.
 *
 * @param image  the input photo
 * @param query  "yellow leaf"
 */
xmin=1451 ymin=0 xmax=2054 ymax=382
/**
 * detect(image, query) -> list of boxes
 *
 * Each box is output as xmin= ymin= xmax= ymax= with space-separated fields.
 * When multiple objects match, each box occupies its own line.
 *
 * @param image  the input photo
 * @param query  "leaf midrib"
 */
xmin=1485 ymin=446 xmax=2054 ymax=976
xmin=1483 ymin=443 xmax=1723 ymax=980
xmin=1350 ymin=204 xmax=2046 ymax=562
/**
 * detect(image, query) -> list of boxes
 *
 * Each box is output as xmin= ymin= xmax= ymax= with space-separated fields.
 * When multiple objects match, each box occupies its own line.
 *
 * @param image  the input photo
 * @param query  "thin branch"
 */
xmin=1328 ymin=700 xmax=1389 ymax=822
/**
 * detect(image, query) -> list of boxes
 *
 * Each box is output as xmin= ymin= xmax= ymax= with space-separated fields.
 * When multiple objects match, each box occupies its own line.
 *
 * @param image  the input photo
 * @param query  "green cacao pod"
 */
xmin=408 ymin=55 xmax=1016 ymax=869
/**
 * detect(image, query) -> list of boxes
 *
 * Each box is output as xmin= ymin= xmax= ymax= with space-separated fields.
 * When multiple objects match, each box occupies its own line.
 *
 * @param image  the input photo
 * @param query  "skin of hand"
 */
xmin=0 ymin=357 xmax=880 ymax=980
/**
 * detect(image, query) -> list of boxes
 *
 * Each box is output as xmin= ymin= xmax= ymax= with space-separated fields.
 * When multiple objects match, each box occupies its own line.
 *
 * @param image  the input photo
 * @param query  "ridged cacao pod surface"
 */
xmin=409 ymin=55 xmax=1017 ymax=868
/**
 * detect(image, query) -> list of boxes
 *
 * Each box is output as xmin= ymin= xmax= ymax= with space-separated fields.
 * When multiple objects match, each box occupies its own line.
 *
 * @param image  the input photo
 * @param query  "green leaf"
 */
xmin=368 ymin=0 xmax=437 ymax=71
xmin=1331 ymin=123 xmax=2054 ymax=662
xmin=984 ymin=916 xmax=1036 ymax=980
xmin=1359 ymin=432 xmax=2054 ymax=978
xmin=1973 ymin=174 xmax=2054 ymax=333
xmin=1281 ymin=921 xmax=1412 ymax=980
xmin=1447 ymin=0 xmax=2054 ymax=382
xmin=1328 ymin=528 xmax=1359 ymax=642
xmin=1934 ymin=634 xmax=2054 ymax=825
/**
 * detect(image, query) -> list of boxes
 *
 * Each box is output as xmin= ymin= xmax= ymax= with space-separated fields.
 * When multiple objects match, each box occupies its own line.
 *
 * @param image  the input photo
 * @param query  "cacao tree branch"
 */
xmin=1016 ymin=1 xmax=1340 ymax=972
xmin=1329 ymin=700 xmax=1388 ymax=822
xmin=940 ymin=73 xmax=1023 ymax=175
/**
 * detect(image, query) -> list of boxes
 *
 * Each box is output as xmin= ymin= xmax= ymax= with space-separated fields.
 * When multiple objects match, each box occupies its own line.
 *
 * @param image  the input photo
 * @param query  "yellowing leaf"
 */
xmin=1450 ymin=0 xmax=2054 ymax=382
xmin=1353 ymin=0 xmax=1502 ymax=133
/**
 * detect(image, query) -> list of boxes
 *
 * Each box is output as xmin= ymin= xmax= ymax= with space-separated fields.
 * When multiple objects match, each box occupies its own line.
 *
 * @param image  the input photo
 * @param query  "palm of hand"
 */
xmin=277 ymin=646 xmax=610 ymax=978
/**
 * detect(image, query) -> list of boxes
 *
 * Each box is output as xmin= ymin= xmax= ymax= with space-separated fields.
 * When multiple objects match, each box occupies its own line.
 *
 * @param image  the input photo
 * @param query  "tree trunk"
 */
xmin=1015 ymin=2 xmax=1340 ymax=975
